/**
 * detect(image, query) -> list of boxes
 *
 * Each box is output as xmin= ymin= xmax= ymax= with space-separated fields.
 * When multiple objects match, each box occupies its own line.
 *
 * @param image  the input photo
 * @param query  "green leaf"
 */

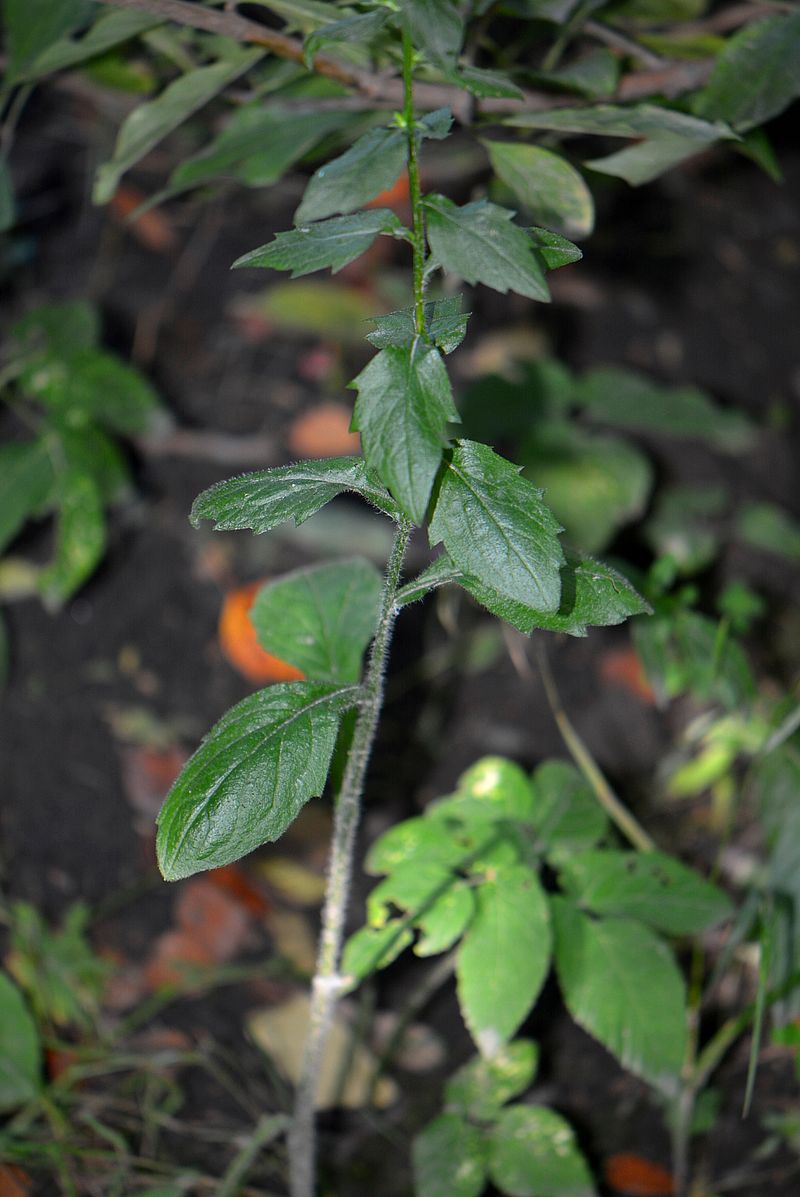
xmin=413 ymin=1115 xmax=488 ymax=1197
xmin=156 ymin=682 xmax=360 ymax=881
xmin=485 ymin=141 xmax=594 ymax=239
xmin=305 ymin=9 xmax=389 ymax=63
xmin=0 ymin=441 xmax=56 ymax=556
xmin=428 ymin=440 xmax=565 ymax=612
xmin=191 ymin=457 xmax=400 ymax=532
xmin=295 ymin=126 xmax=406 ymax=223
xmin=0 ymin=973 xmax=40 ymax=1111
xmin=577 ymin=366 xmax=754 ymax=452
xmin=530 ymin=761 xmax=608 ymax=858
xmin=445 ymin=1041 xmax=539 ymax=1122
xmin=528 ymin=228 xmax=583 ymax=270
xmin=425 ymin=195 xmax=550 ymax=302
xmin=39 ymin=472 xmax=105 ymax=609
xmin=341 ymin=922 xmax=414 ymax=985
xmin=366 ymin=816 xmax=471 ymax=875
xmin=245 ymin=0 xmax=341 ymax=32
xmin=400 ymin=0 xmax=463 ymax=67
xmin=3 ymin=0 xmax=93 ymax=82
xmin=551 ymin=898 xmax=687 ymax=1092
xmin=351 ymin=341 xmax=458 ymax=524
xmin=12 ymin=301 xmax=99 ymax=355
xmin=585 ymin=132 xmax=721 ymax=187
xmin=644 ymin=485 xmax=725 ymax=575
xmin=532 ymin=47 xmax=619 ymax=100
xmin=232 ymin=209 xmax=403 ymax=278
xmin=251 ymin=558 xmax=381 ymax=683
xmin=21 ymin=9 xmax=161 ymax=78
xmin=455 ymin=757 xmax=538 ymax=823
xmin=633 ymin=608 xmax=754 ymax=709
xmin=366 ymin=296 xmax=470 ymax=355
xmin=504 ymin=102 xmax=733 ymax=141
xmin=0 ymin=154 xmax=15 ymax=233
xmin=736 ymin=502 xmax=800 ymax=560
xmin=367 ymin=861 xmax=475 ymax=957
xmin=558 ymin=850 xmax=733 ymax=935
xmin=457 ymin=864 xmax=551 ymax=1055
xmin=489 ymin=1105 xmax=596 ymax=1197
xmin=450 ymin=65 xmax=524 ymax=100
xmin=94 ymin=50 xmax=264 ymax=204
xmin=694 ymin=13 xmax=800 ymax=133
xmin=523 ymin=425 xmax=652 ymax=554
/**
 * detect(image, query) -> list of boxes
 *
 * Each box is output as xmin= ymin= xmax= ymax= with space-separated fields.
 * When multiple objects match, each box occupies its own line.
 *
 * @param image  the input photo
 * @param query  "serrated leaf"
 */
xmin=400 ymin=0 xmax=463 ymax=67
xmin=295 ymin=126 xmax=407 ymax=223
xmin=504 ymin=103 xmax=733 ymax=141
xmin=425 ymin=195 xmax=550 ymax=302
xmin=305 ymin=9 xmax=389 ymax=64
xmin=551 ymin=898 xmax=687 ymax=1092
xmin=413 ymin=1114 xmax=488 ymax=1197
xmin=351 ymin=341 xmax=458 ymax=524
xmin=366 ymin=816 xmax=471 ymax=875
xmin=156 ymin=682 xmax=360 ymax=880
xmin=94 ymin=50 xmax=264 ymax=204
xmin=39 ymin=472 xmax=105 ymax=609
xmin=694 ymin=12 xmax=800 ymax=133
xmin=0 ymin=440 xmax=56 ymax=555
xmin=341 ymin=922 xmax=414 ymax=985
xmin=428 ymin=440 xmax=565 ymax=612
xmin=251 ymin=558 xmax=381 ymax=683
xmin=21 ymin=9 xmax=160 ymax=79
xmin=367 ymin=861 xmax=475 ymax=957
xmin=366 ymin=296 xmax=469 ymax=355
xmin=233 ymin=209 xmax=403 ymax=278
xmin=0 ymin=973 xmax=40 ymax=1111
xmin=457 ymin=864 xmax=551 ymax=1055
xmin=531 ymin=761 xmax=608 ymax=858
xmin=558 ymin=850 xmax=733 ymax=935
xmin=528 ymin=228 xmax=583 ymax=270
xmin=489 ymin=1104 xmax=596 ymax=1197
xmin=191 ymin=457 xmax=400 ymax=533
xmin=486 ymin=141 xmax=594 ymax=239
xmin=445 ymin=1041 xmax=539 ymax=1122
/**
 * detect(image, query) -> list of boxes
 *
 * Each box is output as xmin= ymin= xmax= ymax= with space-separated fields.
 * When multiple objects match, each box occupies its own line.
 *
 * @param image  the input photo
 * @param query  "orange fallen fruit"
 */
xmin=218 ymin=581 xmax=304 ymax=685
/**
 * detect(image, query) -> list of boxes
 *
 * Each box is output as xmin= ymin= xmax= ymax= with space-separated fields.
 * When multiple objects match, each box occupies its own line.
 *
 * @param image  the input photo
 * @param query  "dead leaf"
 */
xmin=605 ymin=1153 xmax=674 ymax=1196
xmin=266 ymin=909 xmax=317 ymax=975
xmin=144 ymin=930 xmax=215 ymax=990
xmin=219 ymin=582 xmax=305 ymax=685
xmin=120 ymin=744 xmax=188 ymax=820
xmin=288 ymin=403 xmax=360 ymax=459
xmin=247 ymin=993 xmax=397 ymax=1109
xmin=174 ymin=878 xmax=252 ymax=963
xmin=108 ymin=184 xmax=178 ymax=253
xmin=208 ymin=864 xmax=271 ymax=917
xmin=259 ymin=857 xmax=327 ymax=906
xmin=600 ymin=647 xmax=656 ymax=704
xmin=0 ymin=1165 xmax=32 ymax=1197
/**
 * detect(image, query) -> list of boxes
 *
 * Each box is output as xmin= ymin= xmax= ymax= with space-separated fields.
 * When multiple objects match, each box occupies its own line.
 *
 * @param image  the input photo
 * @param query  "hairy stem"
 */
xmin=289 ymin=517 xmax=412 ymax=1197
xmin=401 ymin=31 xmax=426 ymax=335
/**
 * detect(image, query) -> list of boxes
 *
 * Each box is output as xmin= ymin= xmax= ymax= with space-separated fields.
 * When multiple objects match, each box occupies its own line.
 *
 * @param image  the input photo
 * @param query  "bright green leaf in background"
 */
xmin=251 ymin=558 xmax=382 ymax=683
xmin=233 ymin=209 xmax=404 ymax=278
xmin=634 ymin=608 xmax=754 ymax=710
xmin=351 ymin=341 xmax=458 ymax=524
xmin=0 ymin=973 xmax=40 ymax=1111
xmin=445 ymin=1040 xmax=539 ymax=1123
xmin=457 ymin=864 xmax=551 ymax=1055
xmin=644 ymin=485 xmax=726 ymax=575
xmin=156 ymin=682 xmax=360 ymax=880
xmin=190 ymin=457 xmax=400 ymax=533
xmin=736 ymin=502 xmax=800 ymax=560
xmin=367 ymin=860 xmax=475 ymax=957
xmin=557 ymin=850 xmax=732 ymax=935
xmin=489 ymin=1105 xmax=596 ymax=1197
xmin=425 ymin=196 xmax=550 ymax=302
xmin=366 ymin=815 xmax=471 ymax=875
xmin=485 ymin=141 xmax=594 ymax=239
xmin=413 ymin=1114 xmax=488 ymax=1197
xmin=551 ymin=898 xmax=687 ymax=1092
xmin=429 ymin=440 xmax=565 ymax=612
xmin=38 ymin=472 xmax=105 ymax=610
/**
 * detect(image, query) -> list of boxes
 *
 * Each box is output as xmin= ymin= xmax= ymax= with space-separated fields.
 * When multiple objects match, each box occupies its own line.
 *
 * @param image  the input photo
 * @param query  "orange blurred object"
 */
xmin=218 ymin=582 xmax=304 ymax=685
xmin=605 ymin=1153 xmax=675 ymax=1196
xmin=0 ymin=1166 xmax=31 ymax=1197
xmin=600 ymin=646 xmax=656 ymax=704
xmin=108 ymin=184 xmax=177 ymax=253
xmin=365 ymin=171 xmax=411 ymax=213
xmin=208 ymin=863 xmax=271 ymax=916
xmin=288 ymin=402 xmax=360 ymax=459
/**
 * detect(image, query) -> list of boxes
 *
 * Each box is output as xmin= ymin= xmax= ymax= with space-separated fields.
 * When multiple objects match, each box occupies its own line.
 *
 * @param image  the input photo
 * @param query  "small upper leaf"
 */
xmin=232 ymin=209 xmax=404 ymax=278
xmin=190 ymin=457 xmax=400 ymax=533
xmin=156 ymin=682 xmax=359 ymax=880
xmin=428 ymin=440 xmax=565 ymax=612
xmin=251 ymin=558 xmax=382 ymax=683
xmin=425 ymin=196 xmax=550 ymax=302
xmin=366 ymin=296 xmax=470 ymax=356
xmin=351 ymin=341 xmax=459 ymax=525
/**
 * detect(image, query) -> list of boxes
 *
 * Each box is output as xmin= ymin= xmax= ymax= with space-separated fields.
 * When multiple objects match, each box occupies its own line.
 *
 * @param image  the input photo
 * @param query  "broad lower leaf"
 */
xmin=21 ymin=9 xmax=160 ymax=78
xmin=233 ymin=209 xmax=404 ymax=278
xmin=367 ymin=861 xmax=475 ymax=957
xmin=305 ymin=9 xmax=389 ymax=64
xmin=351 ymin=340 xmax=458 ymax=524
xmin=190 ymin=457 xmax=400 ymax=532
xmin=551 ymin=898 xmax=687 ymax=1092
xmin=428 ymin=440 xmax=565 ymax=612
xmin=425 ymin=195 xmax=550 ymax=302
xmin=530 ymin=761 xmax=608 ymax=858
xmin=39 ymin=472 xmax=105 ymax=609
xmin=504 ymin=103 xmax=733 ymax=141
xmin=0 ymin=973 xmax=40 ymax=1111
xmin=0 ymin=441 xmax=56 ymax=555
xmin=94 ymin=50 xmax=264 ymax=204
xmin=558 ymin=850 xmax=733 ymax=935
xmin=445 ymin=1041 xmax=539 ymax=1122
xmin=413 ymin=1115 xmax=488 ymax=1197
xmin=485 ymin=141 xmax=594 ymax=239
xmin=251 ymin=558 xmax=381 ymax=683
xmin=489 ymin=1105 xmax=596 ymax=1197
xmin=366 ymin=296 xmax=469 ymax=355
xmin=400 ymin=0 xmax=463 ymax=67
xmin=157 ymin=682 xmax=360 ymax=880
xmin=457 ymin=864 xmax=551 ymax=1055
xmin=694 ymin=12 xmax=800 ymax=132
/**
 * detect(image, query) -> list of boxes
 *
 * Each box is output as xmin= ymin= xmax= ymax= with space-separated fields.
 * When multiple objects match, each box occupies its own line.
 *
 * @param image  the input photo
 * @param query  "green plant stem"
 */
xmin=288 ymin=516 xmax=412 ymax=1197
xmin=401 ymin=30 xmax=426 ymax=335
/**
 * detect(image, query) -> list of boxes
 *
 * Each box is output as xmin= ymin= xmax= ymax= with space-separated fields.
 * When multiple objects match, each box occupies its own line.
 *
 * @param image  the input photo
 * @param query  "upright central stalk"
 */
xmin=288 ymin=44 xmax=424 ymax=1197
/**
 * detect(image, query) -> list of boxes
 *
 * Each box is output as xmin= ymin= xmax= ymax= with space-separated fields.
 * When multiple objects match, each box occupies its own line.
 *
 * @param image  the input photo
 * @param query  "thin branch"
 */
xmin=584 ymin=20 xmax=666 ymax=70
